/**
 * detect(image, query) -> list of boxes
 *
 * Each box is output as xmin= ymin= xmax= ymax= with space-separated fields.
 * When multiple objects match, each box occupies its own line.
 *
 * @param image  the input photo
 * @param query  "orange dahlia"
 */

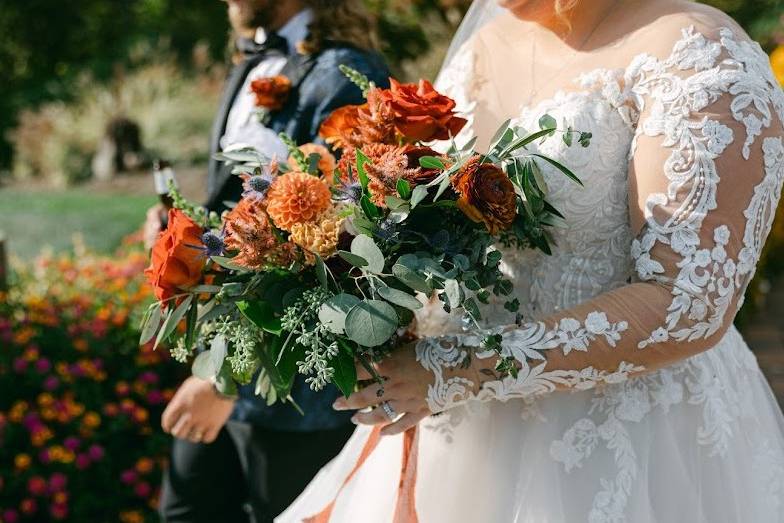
xmin=223 ymin=199 xmax=297 ymax=270
xmin=265 ymin=172 xmax=332 ymax=231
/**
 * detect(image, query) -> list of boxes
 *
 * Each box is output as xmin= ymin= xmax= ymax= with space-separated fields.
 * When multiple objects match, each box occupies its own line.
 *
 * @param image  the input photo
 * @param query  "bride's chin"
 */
xmin=497 ymin=0 xmax=554 ymax=20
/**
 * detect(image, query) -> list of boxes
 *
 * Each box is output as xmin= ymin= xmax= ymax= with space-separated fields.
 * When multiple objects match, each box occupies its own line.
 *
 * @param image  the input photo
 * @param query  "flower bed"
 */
xmin=0 ymin=237 xmax=183 ymax=522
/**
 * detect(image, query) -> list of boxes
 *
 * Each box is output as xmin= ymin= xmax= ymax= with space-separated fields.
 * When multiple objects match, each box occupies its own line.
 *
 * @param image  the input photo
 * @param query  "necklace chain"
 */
xmin=526 ymin=0 xmax=621 ymax=107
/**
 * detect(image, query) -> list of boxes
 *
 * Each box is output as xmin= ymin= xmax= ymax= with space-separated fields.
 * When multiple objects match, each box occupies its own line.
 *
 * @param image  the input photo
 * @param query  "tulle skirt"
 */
xmin=277 ymin=327 xmax=784 ymax=522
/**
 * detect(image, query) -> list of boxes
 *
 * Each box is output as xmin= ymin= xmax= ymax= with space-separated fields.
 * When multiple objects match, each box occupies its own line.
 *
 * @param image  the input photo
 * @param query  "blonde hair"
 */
xmin=555 ymin=0 xmax=579 ymax=30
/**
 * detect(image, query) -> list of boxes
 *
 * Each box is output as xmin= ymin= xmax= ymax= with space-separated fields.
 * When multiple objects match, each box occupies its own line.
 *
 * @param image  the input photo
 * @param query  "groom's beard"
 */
xmin=227 ymin=0 xmax=280 ymax=33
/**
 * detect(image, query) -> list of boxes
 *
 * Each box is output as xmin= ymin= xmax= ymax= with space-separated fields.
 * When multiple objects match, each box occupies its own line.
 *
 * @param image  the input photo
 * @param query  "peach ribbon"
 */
xmin=303 ymin=426 xmax=420 ymax=523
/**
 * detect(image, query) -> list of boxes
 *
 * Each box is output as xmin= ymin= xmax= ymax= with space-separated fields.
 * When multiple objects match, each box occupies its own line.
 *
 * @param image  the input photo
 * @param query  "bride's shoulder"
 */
xmin=623 ymin=0 xmax=752 ymax=59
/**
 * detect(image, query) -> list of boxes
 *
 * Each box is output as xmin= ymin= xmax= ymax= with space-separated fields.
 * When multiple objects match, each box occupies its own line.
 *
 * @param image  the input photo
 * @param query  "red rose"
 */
xmin=144 ymin=209 xmax=204 ymax=303
xmin=377 ymin=78 xmax=467 ymax=142
xmin=250 ymin=75 xmax=292 ymax=111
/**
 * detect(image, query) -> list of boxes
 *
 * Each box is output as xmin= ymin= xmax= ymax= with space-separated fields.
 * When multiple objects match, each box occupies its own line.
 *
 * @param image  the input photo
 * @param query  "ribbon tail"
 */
xmin=303 ymin=425 xmax=383 ymax=523
xmin=393 ymin=426 xmax=420 ymax=523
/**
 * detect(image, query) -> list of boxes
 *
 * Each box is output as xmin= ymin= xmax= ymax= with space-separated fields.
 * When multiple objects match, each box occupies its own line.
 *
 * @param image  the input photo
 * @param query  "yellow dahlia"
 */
xmin=289 ymin=206 xmax=347 ymax=264
xmin=265 ymin=172 xmax=332 ymax=231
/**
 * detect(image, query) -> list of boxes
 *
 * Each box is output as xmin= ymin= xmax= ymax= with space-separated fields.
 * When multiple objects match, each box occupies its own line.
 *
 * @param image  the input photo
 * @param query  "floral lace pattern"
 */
xmin=424 ymin=23 xmax=784 ymax=522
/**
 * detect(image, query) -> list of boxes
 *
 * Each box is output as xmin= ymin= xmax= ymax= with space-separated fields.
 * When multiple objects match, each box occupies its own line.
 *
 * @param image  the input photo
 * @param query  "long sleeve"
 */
xmin=418 ymin=26 xmax=784 ymax=414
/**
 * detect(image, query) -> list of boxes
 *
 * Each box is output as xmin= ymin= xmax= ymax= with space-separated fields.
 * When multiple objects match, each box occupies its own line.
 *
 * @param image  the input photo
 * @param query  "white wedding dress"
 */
xmin=278 ymin=6 xmax=784 ymax=523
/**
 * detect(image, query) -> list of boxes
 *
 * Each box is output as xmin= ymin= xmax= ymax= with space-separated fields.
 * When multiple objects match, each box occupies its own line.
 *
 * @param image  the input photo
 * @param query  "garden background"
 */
xmin=0 ymin=1 xmax=782 ymax=521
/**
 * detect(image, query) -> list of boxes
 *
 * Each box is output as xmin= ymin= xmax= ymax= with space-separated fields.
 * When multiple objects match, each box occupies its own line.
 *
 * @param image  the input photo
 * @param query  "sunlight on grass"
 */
xmin=0 ymin=189 xmax=155 ymax=258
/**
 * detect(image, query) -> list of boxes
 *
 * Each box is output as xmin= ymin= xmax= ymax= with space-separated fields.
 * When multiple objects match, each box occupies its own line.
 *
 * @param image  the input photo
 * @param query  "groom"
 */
xmin=150 ymin=1 xmax=390 ymax=521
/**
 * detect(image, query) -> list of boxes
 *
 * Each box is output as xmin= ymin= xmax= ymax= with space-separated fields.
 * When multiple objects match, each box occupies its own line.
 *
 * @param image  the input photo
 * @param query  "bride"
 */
xmin=280 ymin=0 xmax=784 ymax=521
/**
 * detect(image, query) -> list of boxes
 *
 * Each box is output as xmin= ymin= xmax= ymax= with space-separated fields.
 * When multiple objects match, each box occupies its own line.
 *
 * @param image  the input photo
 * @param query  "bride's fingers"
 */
xmin=332 ymin=382 xmax=385 ymax=410
xmin=355 ymin=360 xmax=374 ymax=381
xmin=351 ymin=401 xmax=404 ymax=426
xmin=380 ymin=410 xmax=429 ymax=437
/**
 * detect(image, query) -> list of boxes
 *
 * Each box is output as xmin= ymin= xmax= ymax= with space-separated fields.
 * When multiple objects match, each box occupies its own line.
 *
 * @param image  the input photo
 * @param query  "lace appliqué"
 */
xmin=418 ymin=313 xmax=637 ymax=413
xmin=630 ymin=26 xmax=784 ymax=349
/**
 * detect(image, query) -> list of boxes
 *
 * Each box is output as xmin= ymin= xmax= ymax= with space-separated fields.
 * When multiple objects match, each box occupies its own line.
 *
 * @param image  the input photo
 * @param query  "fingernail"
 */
xmin=350 ymin=415 xmax=359 ymax=424
xmin=333 ymin=400 xmax=346 ymax=410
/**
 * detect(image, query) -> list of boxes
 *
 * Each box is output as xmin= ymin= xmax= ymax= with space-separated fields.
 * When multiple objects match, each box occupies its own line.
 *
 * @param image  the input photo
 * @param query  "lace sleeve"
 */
xmin=418 ymin=26 xmax=784 ymax=414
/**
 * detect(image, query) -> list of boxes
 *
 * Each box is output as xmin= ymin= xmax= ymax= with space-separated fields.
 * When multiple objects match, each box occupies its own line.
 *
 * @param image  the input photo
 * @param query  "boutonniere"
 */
xmin=250 ymin=74 xmax=292 ymax=124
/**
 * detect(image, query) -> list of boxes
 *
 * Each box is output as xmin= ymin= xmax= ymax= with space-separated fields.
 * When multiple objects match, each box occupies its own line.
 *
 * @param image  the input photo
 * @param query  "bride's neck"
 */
xmin=505 ymin=0 xmax=625 ymax=48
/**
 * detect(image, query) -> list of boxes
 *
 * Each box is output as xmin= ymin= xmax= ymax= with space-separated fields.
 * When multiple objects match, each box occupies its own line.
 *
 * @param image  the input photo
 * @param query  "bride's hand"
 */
xmin=332 ymin=340 xmax=433 ymax=436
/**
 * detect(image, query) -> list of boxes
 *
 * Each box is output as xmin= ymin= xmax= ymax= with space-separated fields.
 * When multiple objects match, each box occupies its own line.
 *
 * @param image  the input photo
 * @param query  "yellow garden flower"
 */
xmin=289 ymin=206 xmax=347 ymax=264
xmin=771 ymin=46 xmax=784 ymax=86
xmin=14 ymin=453 xmax=31 ymax=470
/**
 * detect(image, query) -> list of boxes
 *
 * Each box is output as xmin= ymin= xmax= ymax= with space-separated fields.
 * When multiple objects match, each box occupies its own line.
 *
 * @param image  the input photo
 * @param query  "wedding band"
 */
xmin=191 ymin=430 xmax=204 ymax=442
xmin=381 ymin=401 xmax=397 ymax=421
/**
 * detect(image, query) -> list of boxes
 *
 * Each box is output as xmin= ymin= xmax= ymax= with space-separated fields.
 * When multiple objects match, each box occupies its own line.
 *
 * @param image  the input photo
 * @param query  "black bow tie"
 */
xmin=236 ymin=32 xmax=288 ymax=59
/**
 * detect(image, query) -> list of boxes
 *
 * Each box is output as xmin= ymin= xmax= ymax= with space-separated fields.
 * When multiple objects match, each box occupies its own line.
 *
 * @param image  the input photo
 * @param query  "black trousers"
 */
xmin=159 ymin=421 xmax=355 ymax=523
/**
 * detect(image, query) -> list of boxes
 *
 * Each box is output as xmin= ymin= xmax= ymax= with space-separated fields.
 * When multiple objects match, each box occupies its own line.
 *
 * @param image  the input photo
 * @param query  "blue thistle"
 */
xmin=242 ymin=170 xmax=274 ymax=200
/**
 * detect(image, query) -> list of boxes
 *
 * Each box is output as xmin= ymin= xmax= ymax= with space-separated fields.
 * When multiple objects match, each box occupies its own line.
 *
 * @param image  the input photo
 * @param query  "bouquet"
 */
xmin=140 ymin=66 xmax=589 ymax=408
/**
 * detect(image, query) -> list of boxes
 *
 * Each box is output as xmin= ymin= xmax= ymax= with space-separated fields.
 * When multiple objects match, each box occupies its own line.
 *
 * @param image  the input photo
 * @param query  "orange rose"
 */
xmin=250 ymin=75 xmax=292 ymax=111
xmin=144 ymin=209 xmax=204 ymax=303
xmin=319 ymin=104 xmax=363 ymax=149
xmin=377 ymin=78 xmax=467 ymax=143
xmin=451 ymin=156 xmax=517 ymax=234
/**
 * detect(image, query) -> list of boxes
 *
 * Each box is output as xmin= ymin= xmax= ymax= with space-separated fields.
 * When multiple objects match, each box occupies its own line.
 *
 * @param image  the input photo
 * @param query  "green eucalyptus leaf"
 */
xmin=210 ymin=334 xmax=228 ymax=373
xmin=392 ymin=256 xmax=431 ymax=293
xmin=351 ymin=235 xmax=384 ymax=274
xmin=154 ymin=295 xmax=193 ymax=350
xmin=338 ymin=250 xmax=368 ymax=268
xmin=192 ymin=351 xmax=217 ymax=380
xmin=538 ymin=114 xmax=557 ymax=132
xmin=410 ymin=185 xmax=429 ymax=208
xmin=139 ymin=302 xmax=162 ymax=346
xmin=318 ymin=294 xmax=360 ymax=334
xmin=344 ymin=300 xmax=399 ymax=347
xmin=377 ymin=285 xmax=423 ymax=310
xmin=444 ymin=279 xmax=462 ymax=308
xmin=215 ymin=361 xmax=238 ymax=398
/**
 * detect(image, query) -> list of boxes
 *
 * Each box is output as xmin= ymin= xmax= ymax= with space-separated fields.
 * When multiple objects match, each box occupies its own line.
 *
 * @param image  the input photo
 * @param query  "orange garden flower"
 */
xmin=451 ymin=156 xmax=517 ymax=234
xmin=319 ymin=88 xmax=396 ymax=149
xmin=336 ymin=144 xmax=443 ymax=207
xmin=265 ymin=172 xmax=332 ymax=231
xmin=290 ymin=143 xmax=337 ymax=178
xmin=144 ymin=209 xmax=204 ymax=304
xmin=377 ymin=78 xmax=467 ymax=142
xmin=224 ymin=199 xmax=298 ymax=270
xmin=250 ymin=74 xmax=292 ymax=110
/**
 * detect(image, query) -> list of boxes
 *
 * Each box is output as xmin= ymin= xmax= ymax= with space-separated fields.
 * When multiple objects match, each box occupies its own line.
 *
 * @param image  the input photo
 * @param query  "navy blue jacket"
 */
xmin=205 ymin=45 xmax=390 ymax=431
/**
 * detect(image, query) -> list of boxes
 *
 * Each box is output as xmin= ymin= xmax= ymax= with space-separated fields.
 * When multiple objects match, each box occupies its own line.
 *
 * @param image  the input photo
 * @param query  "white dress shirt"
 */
xmin=220 ymin=8 xmax=314 ymax=159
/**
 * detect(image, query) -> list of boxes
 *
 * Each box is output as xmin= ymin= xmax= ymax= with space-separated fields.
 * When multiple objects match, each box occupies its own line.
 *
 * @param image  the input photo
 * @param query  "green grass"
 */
xmin=0 ymin=188 xmax=156 ymax=259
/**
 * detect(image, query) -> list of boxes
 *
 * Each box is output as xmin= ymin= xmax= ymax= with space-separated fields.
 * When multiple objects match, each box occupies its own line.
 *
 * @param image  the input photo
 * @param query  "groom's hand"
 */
xmin=161 ymin=376 xmax=235 ymax=444
xmin=143 ymin=204 xmax=165 ymax=250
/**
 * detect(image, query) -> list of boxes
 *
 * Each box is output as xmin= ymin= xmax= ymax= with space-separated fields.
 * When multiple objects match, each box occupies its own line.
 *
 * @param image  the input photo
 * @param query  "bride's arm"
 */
xmin=336 ymin=26 xmax=784 ymax=435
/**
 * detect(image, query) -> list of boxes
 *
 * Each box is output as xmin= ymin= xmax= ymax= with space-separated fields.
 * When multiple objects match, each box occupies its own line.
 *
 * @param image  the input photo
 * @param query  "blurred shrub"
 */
xmin=0 ymin=237 xmax=183 ymax=522
xmin=8 ymin=43 xmax=224 ymax=187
